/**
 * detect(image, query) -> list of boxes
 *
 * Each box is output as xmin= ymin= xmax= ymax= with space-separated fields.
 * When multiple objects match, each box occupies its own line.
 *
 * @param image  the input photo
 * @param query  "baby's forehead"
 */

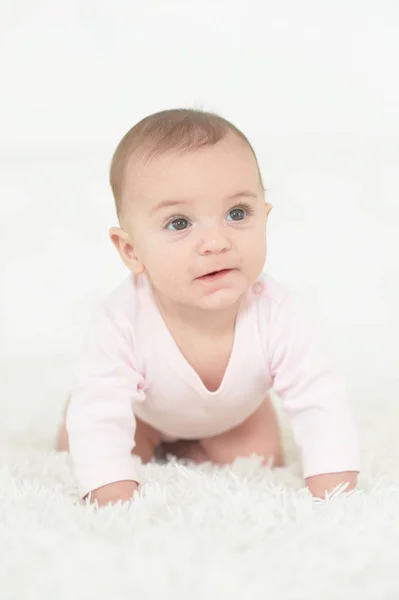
xmin=121 ymin=139 xmax=260 ymax=213
xmin=128 ymin=146 xmax=257 ymax=188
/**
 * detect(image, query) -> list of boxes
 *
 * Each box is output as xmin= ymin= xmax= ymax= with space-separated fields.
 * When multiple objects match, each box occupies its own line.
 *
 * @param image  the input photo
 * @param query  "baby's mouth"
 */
xmin=197 ymin=268 xmax=233 ymax=281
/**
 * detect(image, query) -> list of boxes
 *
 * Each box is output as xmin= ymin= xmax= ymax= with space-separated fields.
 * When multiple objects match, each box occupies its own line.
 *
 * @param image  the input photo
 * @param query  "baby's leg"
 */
xmin=200 ymin=394 xmax=284 ymax=467
xmin=158 ymin=439 xmax=208 ymax=463
xmin=161 ymin=394 xmax=283 ymax=468
xmin=55 ymin=397 xmax=162 ymax=463
xmin=133 ymin=417 xmax=162 ymax=462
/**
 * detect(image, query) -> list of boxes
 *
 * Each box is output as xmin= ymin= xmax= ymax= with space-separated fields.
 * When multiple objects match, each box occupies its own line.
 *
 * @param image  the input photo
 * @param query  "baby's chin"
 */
xmin=192 ymin=287 xmax=247 ymax=311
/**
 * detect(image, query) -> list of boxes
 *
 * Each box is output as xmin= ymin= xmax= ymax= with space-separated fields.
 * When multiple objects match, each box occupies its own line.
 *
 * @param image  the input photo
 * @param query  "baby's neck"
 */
xmin=153 ymin=293 xmax=243 ymax=339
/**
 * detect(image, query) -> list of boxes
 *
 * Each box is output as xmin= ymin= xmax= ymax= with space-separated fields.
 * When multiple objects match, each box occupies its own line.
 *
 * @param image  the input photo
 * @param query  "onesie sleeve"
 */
xmin=268 ymin=292 xmax=360 ymax=479
xmin=66 ymin=301 xmax=145 ymax=499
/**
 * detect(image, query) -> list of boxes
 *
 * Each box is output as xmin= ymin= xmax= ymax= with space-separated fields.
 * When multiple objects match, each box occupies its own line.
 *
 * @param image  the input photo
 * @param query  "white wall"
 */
xmin=1 ymin=0 xmax=398 ymax=403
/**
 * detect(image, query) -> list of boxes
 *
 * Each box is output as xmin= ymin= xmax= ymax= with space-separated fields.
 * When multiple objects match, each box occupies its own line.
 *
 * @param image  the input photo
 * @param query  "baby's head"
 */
xmin=109 ymin=108 xmax=272 ymax=311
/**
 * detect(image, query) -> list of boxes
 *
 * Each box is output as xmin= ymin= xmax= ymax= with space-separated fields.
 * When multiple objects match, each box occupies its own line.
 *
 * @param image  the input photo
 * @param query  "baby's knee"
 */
xmin=133 ymin=418 xmax=162 ymax=463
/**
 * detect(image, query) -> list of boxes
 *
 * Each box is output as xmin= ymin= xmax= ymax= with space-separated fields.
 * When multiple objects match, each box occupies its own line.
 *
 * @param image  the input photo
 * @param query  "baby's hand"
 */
xmin=306 ymin=471 xmax=358 ymax=499
xmin=85 ymin=480 xmax=139 ymax=507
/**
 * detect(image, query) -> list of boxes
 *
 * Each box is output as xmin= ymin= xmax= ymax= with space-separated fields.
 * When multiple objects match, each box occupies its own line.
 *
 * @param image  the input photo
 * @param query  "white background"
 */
xmin=1 ymin=0 xmax=398 ymax=411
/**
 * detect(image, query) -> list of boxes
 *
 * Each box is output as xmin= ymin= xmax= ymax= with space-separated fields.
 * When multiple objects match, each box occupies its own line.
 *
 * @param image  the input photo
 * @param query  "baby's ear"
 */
xmin=265 ymin=202 xmax=273 ymax=217
xmin=109 ymin=227 xmax=144 ymax=275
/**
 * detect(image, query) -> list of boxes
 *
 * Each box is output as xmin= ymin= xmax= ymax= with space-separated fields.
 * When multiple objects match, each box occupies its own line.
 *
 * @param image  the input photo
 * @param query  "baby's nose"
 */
xmin=198 ymin=230 xmax=231 ymax=254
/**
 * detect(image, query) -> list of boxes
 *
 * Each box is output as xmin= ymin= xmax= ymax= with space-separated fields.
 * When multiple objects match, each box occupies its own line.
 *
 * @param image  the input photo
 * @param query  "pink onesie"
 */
xmin=66 ymin=272 xmax=360 ymax=498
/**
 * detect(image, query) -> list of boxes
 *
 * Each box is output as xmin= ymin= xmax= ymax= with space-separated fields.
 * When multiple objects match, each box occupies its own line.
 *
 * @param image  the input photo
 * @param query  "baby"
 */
xmin=56 ymin=108 xmax=360 ymax=506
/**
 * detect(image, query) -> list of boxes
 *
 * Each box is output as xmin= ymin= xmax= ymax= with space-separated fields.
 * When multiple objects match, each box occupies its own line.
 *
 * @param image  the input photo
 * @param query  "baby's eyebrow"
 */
xmin=151 ymin=190 xmax=258 ymax=215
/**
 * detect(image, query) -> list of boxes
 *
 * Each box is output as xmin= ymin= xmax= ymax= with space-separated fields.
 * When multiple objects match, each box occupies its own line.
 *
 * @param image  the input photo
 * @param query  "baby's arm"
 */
xmin=66 ymin=301 xmax=145 ymax=506
xmin=268 ymin=292 xmax=360 ymax=497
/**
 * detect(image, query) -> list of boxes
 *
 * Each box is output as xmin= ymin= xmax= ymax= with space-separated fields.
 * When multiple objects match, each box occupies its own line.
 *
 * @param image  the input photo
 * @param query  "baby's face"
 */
xmin=121 ymin=134 xmax=270 ymax=311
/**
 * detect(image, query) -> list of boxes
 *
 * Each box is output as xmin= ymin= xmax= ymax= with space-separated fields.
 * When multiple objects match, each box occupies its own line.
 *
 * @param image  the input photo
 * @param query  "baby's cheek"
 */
xmin=144 ymin=244 xmax=167 ymax=270
xmin=149 ymin=251 xmax=184 ymax=288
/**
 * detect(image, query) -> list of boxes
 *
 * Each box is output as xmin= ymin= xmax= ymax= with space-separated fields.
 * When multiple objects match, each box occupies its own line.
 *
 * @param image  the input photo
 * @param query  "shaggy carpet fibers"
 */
xmin=1 ymin=358 xmax=398 ymax=600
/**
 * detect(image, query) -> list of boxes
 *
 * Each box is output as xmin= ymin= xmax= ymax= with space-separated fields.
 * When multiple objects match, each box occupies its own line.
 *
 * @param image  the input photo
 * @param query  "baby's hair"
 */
xmin=109 ymin=108 xmax=265 ymax=220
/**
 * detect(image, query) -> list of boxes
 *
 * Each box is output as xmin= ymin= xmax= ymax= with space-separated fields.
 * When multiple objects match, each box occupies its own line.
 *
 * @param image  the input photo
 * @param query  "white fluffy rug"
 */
xmin=1 ymin=357 xmax=399 ymax=600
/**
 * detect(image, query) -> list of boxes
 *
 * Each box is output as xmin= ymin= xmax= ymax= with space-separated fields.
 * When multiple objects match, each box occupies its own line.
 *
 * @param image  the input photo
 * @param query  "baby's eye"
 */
xmin=166 ymin=217 xmax=191 ymax=231
xmin=226 ymin=206 xmax=247 ymax=221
